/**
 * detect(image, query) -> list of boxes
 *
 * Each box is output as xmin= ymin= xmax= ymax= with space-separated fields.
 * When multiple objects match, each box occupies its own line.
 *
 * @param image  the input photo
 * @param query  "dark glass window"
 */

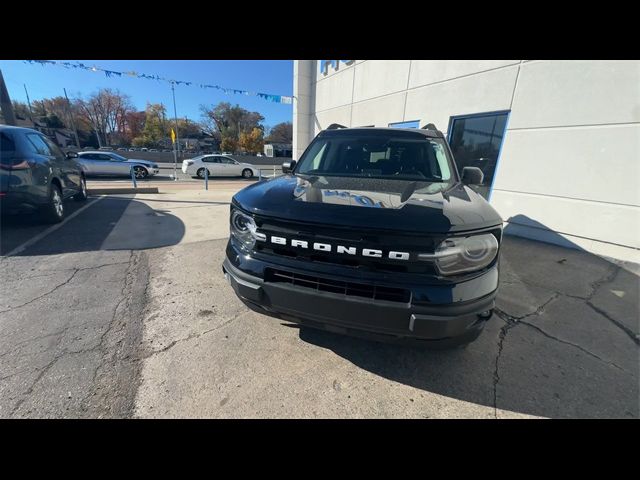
xmin=0 ymin=132 xmax=15 ymax=154
xmin=41 ymin=135 xmax=66 ymax=161
xmin=25 ymin=133 xmax=53 ymax=156
xmin=449 ymin=112 xmax=508 ymax=199
xmin=0 ymin=131 xmax=18 ymax=165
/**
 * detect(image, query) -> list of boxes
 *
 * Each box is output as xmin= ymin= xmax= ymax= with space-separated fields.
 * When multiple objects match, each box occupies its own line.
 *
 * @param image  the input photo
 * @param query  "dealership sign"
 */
xmin=320 ymin=60 xmax=355 ymax=75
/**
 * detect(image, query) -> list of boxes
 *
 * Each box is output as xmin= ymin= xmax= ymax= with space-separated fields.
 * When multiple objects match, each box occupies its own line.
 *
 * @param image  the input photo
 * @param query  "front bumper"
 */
xmin=222 ymin=249 xmax=498 ymax=347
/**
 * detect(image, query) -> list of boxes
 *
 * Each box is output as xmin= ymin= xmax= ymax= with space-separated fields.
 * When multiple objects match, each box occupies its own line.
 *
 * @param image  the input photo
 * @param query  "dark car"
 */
xmin=0 ymin=126 xmax=87 ymax=223
xmin=222 ymin=124 xmax=503 ymax=347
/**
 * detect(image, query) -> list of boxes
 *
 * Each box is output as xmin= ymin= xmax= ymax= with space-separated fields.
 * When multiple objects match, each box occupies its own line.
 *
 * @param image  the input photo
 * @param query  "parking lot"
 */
xmin=1 ymin=187 xmax=638 ymax=418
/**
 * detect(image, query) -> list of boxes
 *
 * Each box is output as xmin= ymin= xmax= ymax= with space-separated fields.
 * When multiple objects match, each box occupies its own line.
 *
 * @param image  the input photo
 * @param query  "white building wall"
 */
xmin=292 ymin=60 xmax=640 ymax=262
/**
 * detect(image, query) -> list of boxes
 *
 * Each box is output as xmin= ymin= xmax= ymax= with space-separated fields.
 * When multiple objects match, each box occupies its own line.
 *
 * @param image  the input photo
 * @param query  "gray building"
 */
xmin=292 ymin=60 xmax=640 ymax=263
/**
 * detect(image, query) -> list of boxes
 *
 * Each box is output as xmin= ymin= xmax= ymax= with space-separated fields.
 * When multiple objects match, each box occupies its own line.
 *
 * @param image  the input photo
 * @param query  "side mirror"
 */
xmin=461 ymin=166 xmax=484 ymax=185
xmin=282 ymin=159 xmax=297 ymax=174
xmin=66 ymin=151 xmax=78 ymax=159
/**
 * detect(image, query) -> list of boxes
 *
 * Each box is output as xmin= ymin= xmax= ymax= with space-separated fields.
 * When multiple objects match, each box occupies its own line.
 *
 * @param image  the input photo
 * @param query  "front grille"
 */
xmin=265 ymin=268 xmax=411 ymax=303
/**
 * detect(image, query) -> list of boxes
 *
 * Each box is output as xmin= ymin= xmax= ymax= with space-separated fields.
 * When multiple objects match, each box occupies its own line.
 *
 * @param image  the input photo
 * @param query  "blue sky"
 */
xmin=0 ymin=60 xmax=293 ymax=127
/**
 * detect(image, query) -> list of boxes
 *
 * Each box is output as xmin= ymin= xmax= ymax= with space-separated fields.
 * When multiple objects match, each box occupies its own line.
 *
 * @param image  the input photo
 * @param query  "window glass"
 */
xmin=41 ymin=136 xmax=66 ymax=161
xmin=0 ymin=132 xmax=18 ymax=164
xmin=0 ymin=132 xmax=15 ymax=154
xmin=297 ymin=134 xmax=453 ymax=184
xmin=388 ymin=120 xmax=420 ymax=129
xmin=220 ymin=158 xmax=236 ymax=164
xmin=449 ymin=112 xmax=508 ymax=198
xmin=25 ymin=133 xmax=52 ymax=156
xmin=203 ymin=156 xmax=220 ymax=163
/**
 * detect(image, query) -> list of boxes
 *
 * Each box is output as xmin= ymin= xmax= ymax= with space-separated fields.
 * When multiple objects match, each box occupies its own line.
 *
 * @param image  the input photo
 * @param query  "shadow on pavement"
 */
xmin=296 ymin=216 xmax=639 ymax=418
xmin=1 ymin=195 xmax=186 ymax=256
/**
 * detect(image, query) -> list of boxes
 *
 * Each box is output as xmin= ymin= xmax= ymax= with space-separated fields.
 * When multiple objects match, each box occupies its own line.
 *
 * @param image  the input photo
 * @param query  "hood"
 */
xmin=233 ymin=174 xmax=503 ymax=234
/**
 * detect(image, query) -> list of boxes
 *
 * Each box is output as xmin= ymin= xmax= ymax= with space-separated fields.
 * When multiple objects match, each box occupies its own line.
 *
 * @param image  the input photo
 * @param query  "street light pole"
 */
xmin=171 ymin=81 xmax=180 ymax=181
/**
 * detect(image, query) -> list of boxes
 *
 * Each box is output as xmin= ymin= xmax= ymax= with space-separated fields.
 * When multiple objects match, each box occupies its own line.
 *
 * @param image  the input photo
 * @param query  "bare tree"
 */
xmin=76 ymin=89 xmax=132 ymax=146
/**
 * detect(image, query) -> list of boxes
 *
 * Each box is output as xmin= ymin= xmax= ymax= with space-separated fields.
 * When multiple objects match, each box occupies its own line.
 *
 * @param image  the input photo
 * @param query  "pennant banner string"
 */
xmin=23 ymin=60 xmax=293 ymax=105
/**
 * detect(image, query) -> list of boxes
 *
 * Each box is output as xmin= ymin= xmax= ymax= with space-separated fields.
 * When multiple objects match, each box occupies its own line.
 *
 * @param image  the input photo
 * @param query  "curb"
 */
xmin=88 ymin=187 xmax=159 ymax=195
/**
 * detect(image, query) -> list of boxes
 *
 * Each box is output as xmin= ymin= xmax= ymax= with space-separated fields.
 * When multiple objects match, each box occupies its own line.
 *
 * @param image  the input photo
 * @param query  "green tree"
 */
xmin=239 ymin=127 xmax=264 ymax=154
xmin=200 ymin=102 xmax=264 ymax=144
xmin=220 ymin=136 xmax=238 ymax=153
xmin=135 ymin=103 xmax=169 ymax=147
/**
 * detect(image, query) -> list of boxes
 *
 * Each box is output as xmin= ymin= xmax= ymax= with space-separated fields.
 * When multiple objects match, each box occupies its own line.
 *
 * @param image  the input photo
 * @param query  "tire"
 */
xmin=41 ymin=183 xmax=65 ymax=224
xmin=73 ymin=175 xmax=88 ymax=201
xmin=197 ymin=168 xmax=209 ymax=179
xmin=133 ymin=166 xmax=148 ymax=179
xmin=241 ymin=168 xmax=253 ymax=179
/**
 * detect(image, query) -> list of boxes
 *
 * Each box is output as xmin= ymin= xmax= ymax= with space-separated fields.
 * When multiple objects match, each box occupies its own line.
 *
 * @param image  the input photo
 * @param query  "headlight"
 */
xmin=421 ymin=234 xmax=499 ymax=275
xmin=230 ymin=210 xmax=259 ymax=253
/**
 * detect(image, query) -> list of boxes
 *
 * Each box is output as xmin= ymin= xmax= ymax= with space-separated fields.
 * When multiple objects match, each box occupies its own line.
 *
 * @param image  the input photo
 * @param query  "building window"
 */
xmin=448 ymin=111 xmax=509 ymax=199
xmin=388 ymin=120 xmax=419 ymax=129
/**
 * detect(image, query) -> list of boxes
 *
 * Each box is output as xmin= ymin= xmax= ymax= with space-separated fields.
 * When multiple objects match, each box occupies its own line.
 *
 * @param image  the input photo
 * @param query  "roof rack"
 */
xmin=421 ymin=123 xmax=438 ymax=131
xmin=326 ymin=123 xmax=347 ymax=130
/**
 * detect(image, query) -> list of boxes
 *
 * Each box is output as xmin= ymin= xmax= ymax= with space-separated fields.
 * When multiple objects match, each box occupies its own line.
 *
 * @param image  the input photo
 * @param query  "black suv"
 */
xmin=0 ymin=126 xmax=87 ymax=223
xmin=223 ymin=124 xmax=503 ymax=347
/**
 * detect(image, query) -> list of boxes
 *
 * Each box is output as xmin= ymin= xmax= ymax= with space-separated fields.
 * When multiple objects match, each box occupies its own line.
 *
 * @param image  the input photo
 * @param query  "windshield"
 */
xmin=296 ymin=135 xmax=455 ymax=183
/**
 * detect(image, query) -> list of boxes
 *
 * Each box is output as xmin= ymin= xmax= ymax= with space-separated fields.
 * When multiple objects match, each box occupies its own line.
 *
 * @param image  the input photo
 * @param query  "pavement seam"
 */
xmin=79 ymin=250 xmax=137 ymax=417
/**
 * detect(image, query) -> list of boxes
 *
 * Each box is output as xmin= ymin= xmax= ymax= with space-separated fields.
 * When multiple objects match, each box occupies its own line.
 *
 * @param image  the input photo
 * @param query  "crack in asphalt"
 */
xmin=9 ymin=351 xmax=63 ymax=417
xmin=79 ymin=251 xmax=136 ymax=411
xmin=6 ymin=253 xmax=138 ymax=418
xmin=0 ymin=261 xmax=131 ymax=315
xmin=140 ymin=310 xmax=245 ymax=360
xmin=492 ymin=293 xmax=560 ymax=418
xmin=586 ymin=301 xmax=639 ymax=345
xmin=491 ymin=264 xmax=637 ymax=418
xmin=518 ymin=320 xmax=631 ymax=374
xmin=0 ymin=269 xmax=81 ymax=315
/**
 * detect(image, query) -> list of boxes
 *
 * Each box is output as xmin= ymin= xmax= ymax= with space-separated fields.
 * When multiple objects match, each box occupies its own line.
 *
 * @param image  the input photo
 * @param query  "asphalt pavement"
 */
xmin=1 ymin=189 xmax=638 ymax=418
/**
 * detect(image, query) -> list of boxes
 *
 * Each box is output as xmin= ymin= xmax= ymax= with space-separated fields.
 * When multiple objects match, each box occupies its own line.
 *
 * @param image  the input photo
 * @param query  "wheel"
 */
xmin=73 ymin=175 xmax=87 ymax=201
xmin=41 ymin=183 xmax=65 ymax=223
xmin=133 ymin=166 xmax=148 ymax=179
xmin=242 ymin=168 xmax=253 ymax=179
xmin=197 ymin=168 xmax=209 ymax=179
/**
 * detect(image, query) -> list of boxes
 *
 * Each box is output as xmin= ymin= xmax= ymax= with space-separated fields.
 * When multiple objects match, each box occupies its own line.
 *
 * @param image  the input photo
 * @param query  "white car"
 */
xmin=182 ymin=155 xmax=255 ymax=179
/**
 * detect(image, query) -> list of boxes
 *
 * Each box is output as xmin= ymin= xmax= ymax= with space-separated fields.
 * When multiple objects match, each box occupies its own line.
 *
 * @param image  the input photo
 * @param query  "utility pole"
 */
xmin=63 ymin=88 xmax=81 ymax=148
xmin=23 ymin=84 xmax=34 ymax=123
xmin=171 ymin=82 xmax=180 ymax=180
xmin=0 ymin=69 xmax=16 ymax=126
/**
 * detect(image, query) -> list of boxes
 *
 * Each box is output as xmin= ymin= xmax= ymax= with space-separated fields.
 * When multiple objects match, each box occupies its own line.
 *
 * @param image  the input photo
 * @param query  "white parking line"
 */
xmin=3 ymin=196 xmax=106 ymax=258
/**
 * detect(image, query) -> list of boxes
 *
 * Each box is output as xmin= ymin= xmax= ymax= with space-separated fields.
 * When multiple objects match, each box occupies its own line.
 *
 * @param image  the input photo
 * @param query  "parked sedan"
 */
xmin=181 ymin=155 xmax=254 ymax=179
xmin=76 ymin=151 xmax=159 ymax=178
xmin=1 ymin=126 xmax=87 ymax=223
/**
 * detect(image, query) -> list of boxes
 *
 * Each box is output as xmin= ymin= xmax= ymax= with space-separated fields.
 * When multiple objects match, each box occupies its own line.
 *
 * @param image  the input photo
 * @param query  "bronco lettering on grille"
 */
xmin=261 ymin=235 xmax=410 ymax=261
